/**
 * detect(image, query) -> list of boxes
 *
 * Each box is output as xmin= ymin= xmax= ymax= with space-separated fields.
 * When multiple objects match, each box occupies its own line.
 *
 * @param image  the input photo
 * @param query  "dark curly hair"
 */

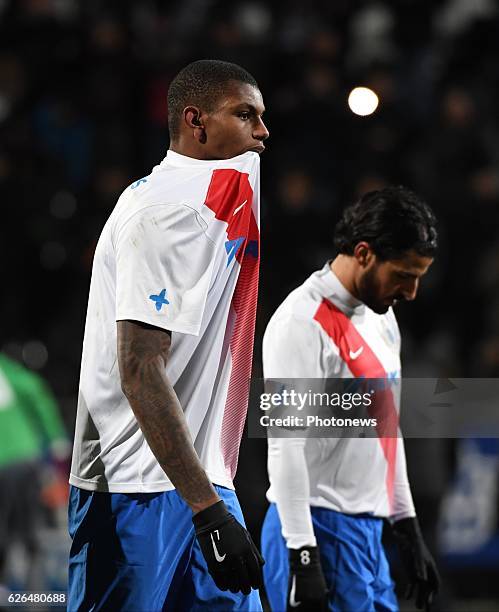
xmin=167 ymin=59 xmax=259 ymax=140
xmin=334 ymin=186 xmax=438 ymax=260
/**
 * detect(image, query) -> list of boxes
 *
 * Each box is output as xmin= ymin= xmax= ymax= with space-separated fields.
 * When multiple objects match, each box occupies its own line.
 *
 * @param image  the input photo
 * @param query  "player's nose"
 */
xmin=253 ymin=117 xmax=269 ymax=141
xmin=402 ymin=279 xmax=419 ymax=301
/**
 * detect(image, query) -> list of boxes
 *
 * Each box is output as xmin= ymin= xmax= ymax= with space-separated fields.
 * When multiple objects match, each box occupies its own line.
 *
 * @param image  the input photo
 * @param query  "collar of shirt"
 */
xmin=161 ymin=150 xmax=256 ymax=168
xmin=315 ymin=261 xmax=364 ymax=317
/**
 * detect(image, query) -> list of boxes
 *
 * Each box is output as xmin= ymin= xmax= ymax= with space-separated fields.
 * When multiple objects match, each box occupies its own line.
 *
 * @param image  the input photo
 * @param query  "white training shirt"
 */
xmin=70 ymin=150 xmax=261 ymax=493
xmin=263 ymin=263 xmax=415 ymax=548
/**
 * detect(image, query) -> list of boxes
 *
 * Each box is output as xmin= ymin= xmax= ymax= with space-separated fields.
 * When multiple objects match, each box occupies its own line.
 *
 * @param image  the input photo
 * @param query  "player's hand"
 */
xmin=392 ymin=517 xmax=441 ymax=610
xmin=287 ymin=546 xmax=328 ymax=611
xmin=193 ymin=500 xmax=264 ymax=595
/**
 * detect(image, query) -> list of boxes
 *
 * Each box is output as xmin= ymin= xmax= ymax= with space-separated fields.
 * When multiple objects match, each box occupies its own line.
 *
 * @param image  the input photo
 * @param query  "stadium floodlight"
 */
xmin=348 ymin=87 xmax=379 ymax=116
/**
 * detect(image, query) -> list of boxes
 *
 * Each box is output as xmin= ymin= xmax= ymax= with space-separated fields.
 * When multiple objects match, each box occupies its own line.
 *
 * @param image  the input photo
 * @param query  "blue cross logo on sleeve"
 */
xmin=131 ymin=177 xmax=148 ymax=189
xmin=149 ymin=289 xmax=170 ymax=311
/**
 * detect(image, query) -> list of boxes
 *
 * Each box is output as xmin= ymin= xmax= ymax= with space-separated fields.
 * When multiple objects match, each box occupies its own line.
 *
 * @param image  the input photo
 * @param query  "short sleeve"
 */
xmin=115 ymin=204 xmax=217 ymax=335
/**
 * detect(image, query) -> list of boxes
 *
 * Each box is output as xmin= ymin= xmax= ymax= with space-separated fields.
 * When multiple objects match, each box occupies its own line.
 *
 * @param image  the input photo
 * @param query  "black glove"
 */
xmin=287 ymin=546 xmax=328 ymax=611
xmin=392 ymin=517 xmax=441 ymax=610
xmin=193 ymin=500 xmax=264 ymax=595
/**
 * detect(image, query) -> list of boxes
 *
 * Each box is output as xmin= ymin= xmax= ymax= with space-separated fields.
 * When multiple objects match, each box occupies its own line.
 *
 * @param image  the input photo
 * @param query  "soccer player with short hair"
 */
xmin=68 ymin=60 xmax=269 ymax=611
xmin=261 ymin=187 xmax=441 ymax=611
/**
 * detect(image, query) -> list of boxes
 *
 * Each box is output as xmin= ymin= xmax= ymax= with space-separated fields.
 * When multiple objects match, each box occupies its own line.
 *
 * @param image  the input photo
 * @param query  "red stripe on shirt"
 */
xmin=204 ymin=170 xmax=259 ymax=479
xmin=313 ymin=298 xmax=398 ymax=509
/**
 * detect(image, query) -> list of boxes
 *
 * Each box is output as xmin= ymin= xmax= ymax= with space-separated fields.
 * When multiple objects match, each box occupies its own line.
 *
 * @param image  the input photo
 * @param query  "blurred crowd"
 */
xmin=1 ymin=0 xmax=499 ymax=607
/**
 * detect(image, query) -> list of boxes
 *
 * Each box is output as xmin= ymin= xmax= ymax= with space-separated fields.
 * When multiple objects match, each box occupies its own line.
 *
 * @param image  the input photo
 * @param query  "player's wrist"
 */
xmin=288 ymin=545 xmax=321 ymax=570
xmin=287 ymin=545 xmax=328 ymax=610
xmin=192 ymin=499 xmax=230 ymax=532
xmin=189 ymin=492 xmax=222 ymax=516
xmin=392 ymin=516 xmax=422 ymax=542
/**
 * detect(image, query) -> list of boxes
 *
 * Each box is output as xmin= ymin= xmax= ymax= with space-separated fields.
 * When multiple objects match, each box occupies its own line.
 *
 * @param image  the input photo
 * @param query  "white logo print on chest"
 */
xmin=233 ymin=199 xmax=248 ymax=216
xmin=349 ymin=346 xmax=364 ymax=360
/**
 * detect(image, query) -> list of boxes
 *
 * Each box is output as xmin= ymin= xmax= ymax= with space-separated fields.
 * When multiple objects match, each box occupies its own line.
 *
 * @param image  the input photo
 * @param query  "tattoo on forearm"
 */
xmin=117 ymin=320 xmax=218 ymax=512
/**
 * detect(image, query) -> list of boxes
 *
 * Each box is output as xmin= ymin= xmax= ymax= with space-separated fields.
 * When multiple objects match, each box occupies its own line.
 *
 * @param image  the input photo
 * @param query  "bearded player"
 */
xmin=261 ymin=187 xmax=441 ymax=611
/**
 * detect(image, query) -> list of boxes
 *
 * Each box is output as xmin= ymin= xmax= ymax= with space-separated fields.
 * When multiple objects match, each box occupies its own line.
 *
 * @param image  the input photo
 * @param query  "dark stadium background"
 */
xmin=2 ymin=1 xmax=499 ymax=610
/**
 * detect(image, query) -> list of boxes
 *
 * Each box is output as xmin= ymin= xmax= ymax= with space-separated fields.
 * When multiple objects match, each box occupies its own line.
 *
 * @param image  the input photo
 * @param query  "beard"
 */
xmin=358 ymin=266 xmax=391 ymax=314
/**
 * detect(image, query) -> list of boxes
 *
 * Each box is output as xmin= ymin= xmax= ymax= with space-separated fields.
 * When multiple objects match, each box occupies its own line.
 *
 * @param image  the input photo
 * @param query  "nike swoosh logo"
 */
xmin=233 ymin=200 xmax=247 ymax=216
xmin=210 ymin=530 xmax=226 ymax=562
xmin=349 ymin=346 xmax=364 ymax=360
xmin=289 ymin=575 xmax=301 ymax=607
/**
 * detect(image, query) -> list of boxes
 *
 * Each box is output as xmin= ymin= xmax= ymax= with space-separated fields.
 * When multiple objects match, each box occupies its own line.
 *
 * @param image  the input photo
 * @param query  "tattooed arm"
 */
xmin=117 ymin=319 xmax=220 ymax=513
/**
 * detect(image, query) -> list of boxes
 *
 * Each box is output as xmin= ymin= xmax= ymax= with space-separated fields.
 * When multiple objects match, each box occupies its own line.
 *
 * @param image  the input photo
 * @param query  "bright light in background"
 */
xmin=348 ymin=87 xmax=379 ymax=116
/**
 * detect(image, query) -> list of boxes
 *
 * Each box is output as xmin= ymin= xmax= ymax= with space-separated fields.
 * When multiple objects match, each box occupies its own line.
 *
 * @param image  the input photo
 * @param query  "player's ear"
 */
xmin=353 ymin=242 xmax=374 ymax=267
xmin=184 ymin=106 xmax=207 ymax=143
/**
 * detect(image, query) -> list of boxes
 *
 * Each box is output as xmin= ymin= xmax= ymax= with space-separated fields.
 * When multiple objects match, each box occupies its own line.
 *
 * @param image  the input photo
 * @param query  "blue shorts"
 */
xmin=68 ymin=485 xmax=262 ymax=612
xmin=261 ymin=503 xmax=398 ymax=612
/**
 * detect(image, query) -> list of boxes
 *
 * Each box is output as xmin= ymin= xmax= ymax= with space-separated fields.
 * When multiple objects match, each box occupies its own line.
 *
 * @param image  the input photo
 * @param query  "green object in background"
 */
xmin=0 ymin=353 xmax=67 ymax=468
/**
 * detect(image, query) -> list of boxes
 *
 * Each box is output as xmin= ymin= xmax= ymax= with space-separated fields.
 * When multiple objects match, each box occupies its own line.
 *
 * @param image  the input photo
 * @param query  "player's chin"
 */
xmin=371 ymin=302 xmax=391 ymax=315
xmin=246 ymin=144 xmax=265 ymax=155
xmin=224 ymin=146 xmax=264 ymax=158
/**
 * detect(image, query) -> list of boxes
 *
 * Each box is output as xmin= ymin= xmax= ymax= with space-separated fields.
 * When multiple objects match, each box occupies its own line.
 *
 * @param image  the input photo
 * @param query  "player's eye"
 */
xmin=239 ymin=112 xmax=251 ymax=120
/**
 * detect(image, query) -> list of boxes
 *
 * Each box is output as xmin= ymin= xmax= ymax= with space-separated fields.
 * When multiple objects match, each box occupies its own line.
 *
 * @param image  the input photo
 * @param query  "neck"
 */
xmin=169 ymin=142 xmax=198 ymax=160
xmin=169 ymin=138 xmax=218 ymax=161
xmin=330 ymin=255 xmax=360 ymax=300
